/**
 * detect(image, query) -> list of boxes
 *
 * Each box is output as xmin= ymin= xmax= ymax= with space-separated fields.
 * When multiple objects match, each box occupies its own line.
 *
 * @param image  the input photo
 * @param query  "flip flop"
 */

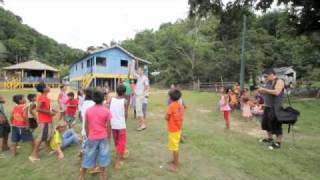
xmin=28 ymin=156 xmax=40 ymax=163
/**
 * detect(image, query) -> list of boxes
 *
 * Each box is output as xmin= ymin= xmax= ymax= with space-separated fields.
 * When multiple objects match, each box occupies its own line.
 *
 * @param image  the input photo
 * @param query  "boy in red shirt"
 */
xmin=29 ymin=82 xmax=57 ymax=162
xmin=79 ymin=90 xmax=112 ymax=180
xmin=165 ymin=89 xmax=184 ymax=173
xmin=11 ymin=94 xmax=34 ymax=156
xmin=65 ymin=92 xmax=78 ymax=128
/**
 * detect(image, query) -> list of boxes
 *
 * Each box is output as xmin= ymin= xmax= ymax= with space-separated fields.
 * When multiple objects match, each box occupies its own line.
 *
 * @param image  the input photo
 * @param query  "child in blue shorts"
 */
xmin=79 ymin=90 xmax=112 ymax=180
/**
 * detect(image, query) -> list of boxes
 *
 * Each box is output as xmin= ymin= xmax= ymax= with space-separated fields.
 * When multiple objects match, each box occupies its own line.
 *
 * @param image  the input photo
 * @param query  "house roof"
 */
xmin=3 ymin=60 xmax=59 ymax=72
xmin=73 ymin=45 xmax=151 ymax=66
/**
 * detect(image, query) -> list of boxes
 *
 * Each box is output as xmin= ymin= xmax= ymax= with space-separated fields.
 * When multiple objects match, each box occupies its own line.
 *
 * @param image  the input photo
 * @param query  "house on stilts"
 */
xmin=68 ymin=45 xmax=151 ymax=90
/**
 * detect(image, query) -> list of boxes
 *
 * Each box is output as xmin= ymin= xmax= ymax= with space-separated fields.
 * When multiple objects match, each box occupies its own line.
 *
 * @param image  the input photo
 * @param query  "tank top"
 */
xmin=264 ymin=78 xmax=284 ymax=108
xmin=110 ymin=98 xmax=126 ymax=129
xmin=27 ymin=102 xmax=36 ymax=118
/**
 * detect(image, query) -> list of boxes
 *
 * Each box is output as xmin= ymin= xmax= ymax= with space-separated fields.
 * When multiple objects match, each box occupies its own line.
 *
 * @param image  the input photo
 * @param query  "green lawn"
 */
xmin=0 ymin=89 xmax=319 ymax=180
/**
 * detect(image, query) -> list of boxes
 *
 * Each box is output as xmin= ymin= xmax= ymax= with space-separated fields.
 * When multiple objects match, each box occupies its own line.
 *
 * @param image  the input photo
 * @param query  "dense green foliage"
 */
xmin=0 ymin=7 xmax=85 ymax=76
xmin=121 ymin=4 xmax=320 ymax=86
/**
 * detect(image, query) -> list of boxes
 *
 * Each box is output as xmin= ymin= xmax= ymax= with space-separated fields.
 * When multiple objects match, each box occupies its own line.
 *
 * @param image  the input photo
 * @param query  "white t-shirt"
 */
xmin=110 ymin=98 xmax=126 ymax=129
xmin=80 ymin=100 xmax=95 ymax=136
xmin=135 ymin=75 xmax=149 ymax=96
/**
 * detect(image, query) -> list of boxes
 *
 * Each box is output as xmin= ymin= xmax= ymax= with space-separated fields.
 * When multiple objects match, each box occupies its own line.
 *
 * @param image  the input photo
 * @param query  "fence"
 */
xmin=199 ymin=82 xmax=236 ymax=92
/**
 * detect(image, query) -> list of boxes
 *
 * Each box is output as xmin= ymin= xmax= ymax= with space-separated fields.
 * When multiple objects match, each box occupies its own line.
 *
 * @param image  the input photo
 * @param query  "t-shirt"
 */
xmin=50 ymin=130 xmax=61 ymax=151
xmin=124 ymin=79 xmax=131 ymax=96
xmin=58 ymin=92 xmax=68 ymax=105
xmin=135 ymin=75 xmax=149 ymax=96
xmin=85 ymin=105 xmax=112 ymax=140
xmin=166 ymin=101 xmax=184 ymax=132
xmin=65 ymin=99 xmax=79 ymax=116
xmin=11 ymin=104 xmax=28 ymax=127
xmin=80 ymin=100 xmax=95 ymax=136
xmin=110 ymin=98 xmax=126 ymax=129
xmin=37 ymin=93 xmax=52 ymax=123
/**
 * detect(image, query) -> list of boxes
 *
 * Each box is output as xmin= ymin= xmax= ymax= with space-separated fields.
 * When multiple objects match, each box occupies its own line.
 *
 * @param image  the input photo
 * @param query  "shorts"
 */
xmin=112 ymin=129 xmax=126 ymax=154
xmin=34 ymin=123 xmax=53 ymax=142
xmin=0 ymin=121 xmax=10 ymax=138
xmin=135 ymin=95 xmax=145 ymax=117
xmin=168 ymin=131 xmax=181 ymax=151
xmin=64 ymin=115 xmax=75 ymax=124
xmin=11 ymin=126 xmax=33 ymax=143
xmin=82 ymin=139 xmax=111 ymax=169
xmin=262 ymin=107 xmax=283 ymax=135
xmin=28 ymin=118 xmax=38 ymax=130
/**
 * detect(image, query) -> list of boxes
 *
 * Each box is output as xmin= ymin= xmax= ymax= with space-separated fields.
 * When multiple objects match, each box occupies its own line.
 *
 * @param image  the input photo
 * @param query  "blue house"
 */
xmin=69 ymin=45 xmax=151 ymax=90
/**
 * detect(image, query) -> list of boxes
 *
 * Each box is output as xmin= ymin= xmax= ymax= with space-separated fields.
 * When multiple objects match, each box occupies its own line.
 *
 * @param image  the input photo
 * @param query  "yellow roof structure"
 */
xmin=3 ymin=60 xmax=58 ymax=72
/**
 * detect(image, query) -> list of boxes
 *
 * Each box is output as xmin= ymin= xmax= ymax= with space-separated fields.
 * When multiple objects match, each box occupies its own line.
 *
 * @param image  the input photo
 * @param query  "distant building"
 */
xmin=257 ymin=67 xmax=296 ymax=86
xmin=0 ymin=60 xmax=60 ymax=89
xmin=69 ymin=45 xmax=151 ymax=90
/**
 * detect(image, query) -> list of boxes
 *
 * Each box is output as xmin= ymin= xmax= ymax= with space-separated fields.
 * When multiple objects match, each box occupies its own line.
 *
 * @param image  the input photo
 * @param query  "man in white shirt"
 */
xmin=130 ymin=65 xmax=149 ymax=131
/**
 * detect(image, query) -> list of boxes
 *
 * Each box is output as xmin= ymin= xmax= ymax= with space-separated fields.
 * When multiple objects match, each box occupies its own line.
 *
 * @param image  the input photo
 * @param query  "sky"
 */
xmin=2 ymin=0 xmax=280 ymax=50
xmin=2 ymin=0 xmax=190 ymax=50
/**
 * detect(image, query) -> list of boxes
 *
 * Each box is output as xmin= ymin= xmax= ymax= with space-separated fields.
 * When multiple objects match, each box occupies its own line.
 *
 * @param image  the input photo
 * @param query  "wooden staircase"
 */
xmin=82 ymin=74 xmax=94 ymax=88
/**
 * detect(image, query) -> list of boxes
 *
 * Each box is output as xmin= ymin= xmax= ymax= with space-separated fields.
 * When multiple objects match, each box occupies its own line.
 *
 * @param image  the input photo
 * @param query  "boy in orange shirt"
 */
xmin=165 ymin=89 xmax=184 ymax=173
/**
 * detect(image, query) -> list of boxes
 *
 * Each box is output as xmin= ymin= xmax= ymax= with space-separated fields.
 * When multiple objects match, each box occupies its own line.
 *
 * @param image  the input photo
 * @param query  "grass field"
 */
xmin=0 ymin=89 xmax=319 ymax=180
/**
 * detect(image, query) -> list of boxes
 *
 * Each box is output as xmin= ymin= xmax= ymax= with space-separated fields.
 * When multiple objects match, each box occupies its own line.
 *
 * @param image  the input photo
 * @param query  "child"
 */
xmin=29 ymin=82 xmax=57 ymax=162
xmin=110 ymin=85 xmax=129 ymax=170
xmin=219 ymin=88 xmax=231 ymax=129
xmin=11 ymin=94 xmax=34 ymax=156
xmin=130 ymin=80 xmax=136 ymax=119
xmin=50 ymin=122 xmax=79 ymax=160
xmin=58 ymin=85 xmax=68 ymax=121
xmin=65 ymin=92 xmax=79 ymax=128
xmin=79 ymin=90 xmax=112 ymax=180
xmin=252 ymin=103 xmax=264 ymax=116
xmin=242 ymin=97 xmax=253 ymax=120
xmin=78 ymin=89 xmax=85 ymax=122
xmin=229 ymin=90 xmax=238 ymax=110
xmin=26 ymin=94 xmax=38 ymax=131
xmin=165 ymin=89 xmax=184 ymax=173
xmin=0 ymin=95 xmax=10 ymax=152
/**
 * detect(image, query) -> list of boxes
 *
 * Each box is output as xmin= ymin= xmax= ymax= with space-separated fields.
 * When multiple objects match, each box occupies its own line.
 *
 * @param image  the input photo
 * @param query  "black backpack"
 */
xmin=272 ymin=78 xmax=300 ymax=133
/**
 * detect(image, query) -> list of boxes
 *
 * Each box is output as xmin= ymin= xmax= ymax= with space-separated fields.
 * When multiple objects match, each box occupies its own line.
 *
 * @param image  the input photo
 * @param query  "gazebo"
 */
xmin=1 ymin=60 xmax=60 ymax=89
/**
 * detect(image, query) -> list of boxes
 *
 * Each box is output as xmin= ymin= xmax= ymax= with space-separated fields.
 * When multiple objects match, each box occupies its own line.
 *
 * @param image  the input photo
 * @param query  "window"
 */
xmin=87 ymin=58 xmax=93 ymax=67
xmin=81 ymin=62 xmax=84 ymax=69
xmin=120 ymin=60 xmax=128 ymax=67
xmin=75 ymin=64 xmax=78 ymax=70
xmin=96 ymin=57 xmax=107 ymax=66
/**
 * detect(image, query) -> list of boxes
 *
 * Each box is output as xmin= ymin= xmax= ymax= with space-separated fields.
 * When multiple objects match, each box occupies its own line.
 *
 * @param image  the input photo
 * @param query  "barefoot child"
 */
xmin=50 ymin=122 xmax=79 ymax=160
xmin=110 ymin=85 xmax=129 ymax=170
xmin=11 ymin=94 xmax=34 ymax=156
xmin=165 ymin=89 xmax=184 ymax=173
xmin=219 ymin=88 xmax=231 ymax=129
xmin=79 ymin=90 xmax=112 ymax=180
xmin=0 ymin=95 xmax=10 ymax=152
xmin=65 ymin=92 xmax=79 ymax=128
xmin=29 ymin=82 xmax=57 ymax=162
xmin=26 ymin=94 xmax=38 ymax=131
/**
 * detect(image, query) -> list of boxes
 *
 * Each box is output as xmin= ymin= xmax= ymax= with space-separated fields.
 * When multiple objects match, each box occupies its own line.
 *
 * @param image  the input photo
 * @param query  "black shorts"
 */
xmin=11 ymin=126 xmax=33 ymax=143
xmin=0 ymin=122 xmax=10 ymax=138
xmin=28 ymin=118 xmax=38 ymax=130
xmin=261 ymin=107 xmax=283 ymax=135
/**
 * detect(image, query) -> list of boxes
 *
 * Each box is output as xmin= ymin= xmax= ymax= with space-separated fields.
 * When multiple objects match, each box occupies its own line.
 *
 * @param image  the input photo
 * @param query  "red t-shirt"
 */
xmin=166 ymin=101 xmax=184 ymax=132
xmin=11 ymin=104 xmax=28 ymax=127
xmin=85 ymin=105 xmax=112 ymax=140
xmin=37 ymin=93 xmax=52 ymax=123
xmin=65 ymin=99 xmax=79 ymax=116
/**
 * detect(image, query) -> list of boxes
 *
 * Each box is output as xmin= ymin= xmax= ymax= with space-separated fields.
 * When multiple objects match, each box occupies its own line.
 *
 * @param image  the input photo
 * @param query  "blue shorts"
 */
xmin=11 ymin=126 xmax=33 ymax=143
xmin=82 ymin=139 xmax=111 ymax=169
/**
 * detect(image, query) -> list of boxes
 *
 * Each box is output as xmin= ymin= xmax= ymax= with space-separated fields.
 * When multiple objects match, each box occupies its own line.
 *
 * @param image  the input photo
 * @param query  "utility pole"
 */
xmin=240 ymin=15 xmax=247 ymax=91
